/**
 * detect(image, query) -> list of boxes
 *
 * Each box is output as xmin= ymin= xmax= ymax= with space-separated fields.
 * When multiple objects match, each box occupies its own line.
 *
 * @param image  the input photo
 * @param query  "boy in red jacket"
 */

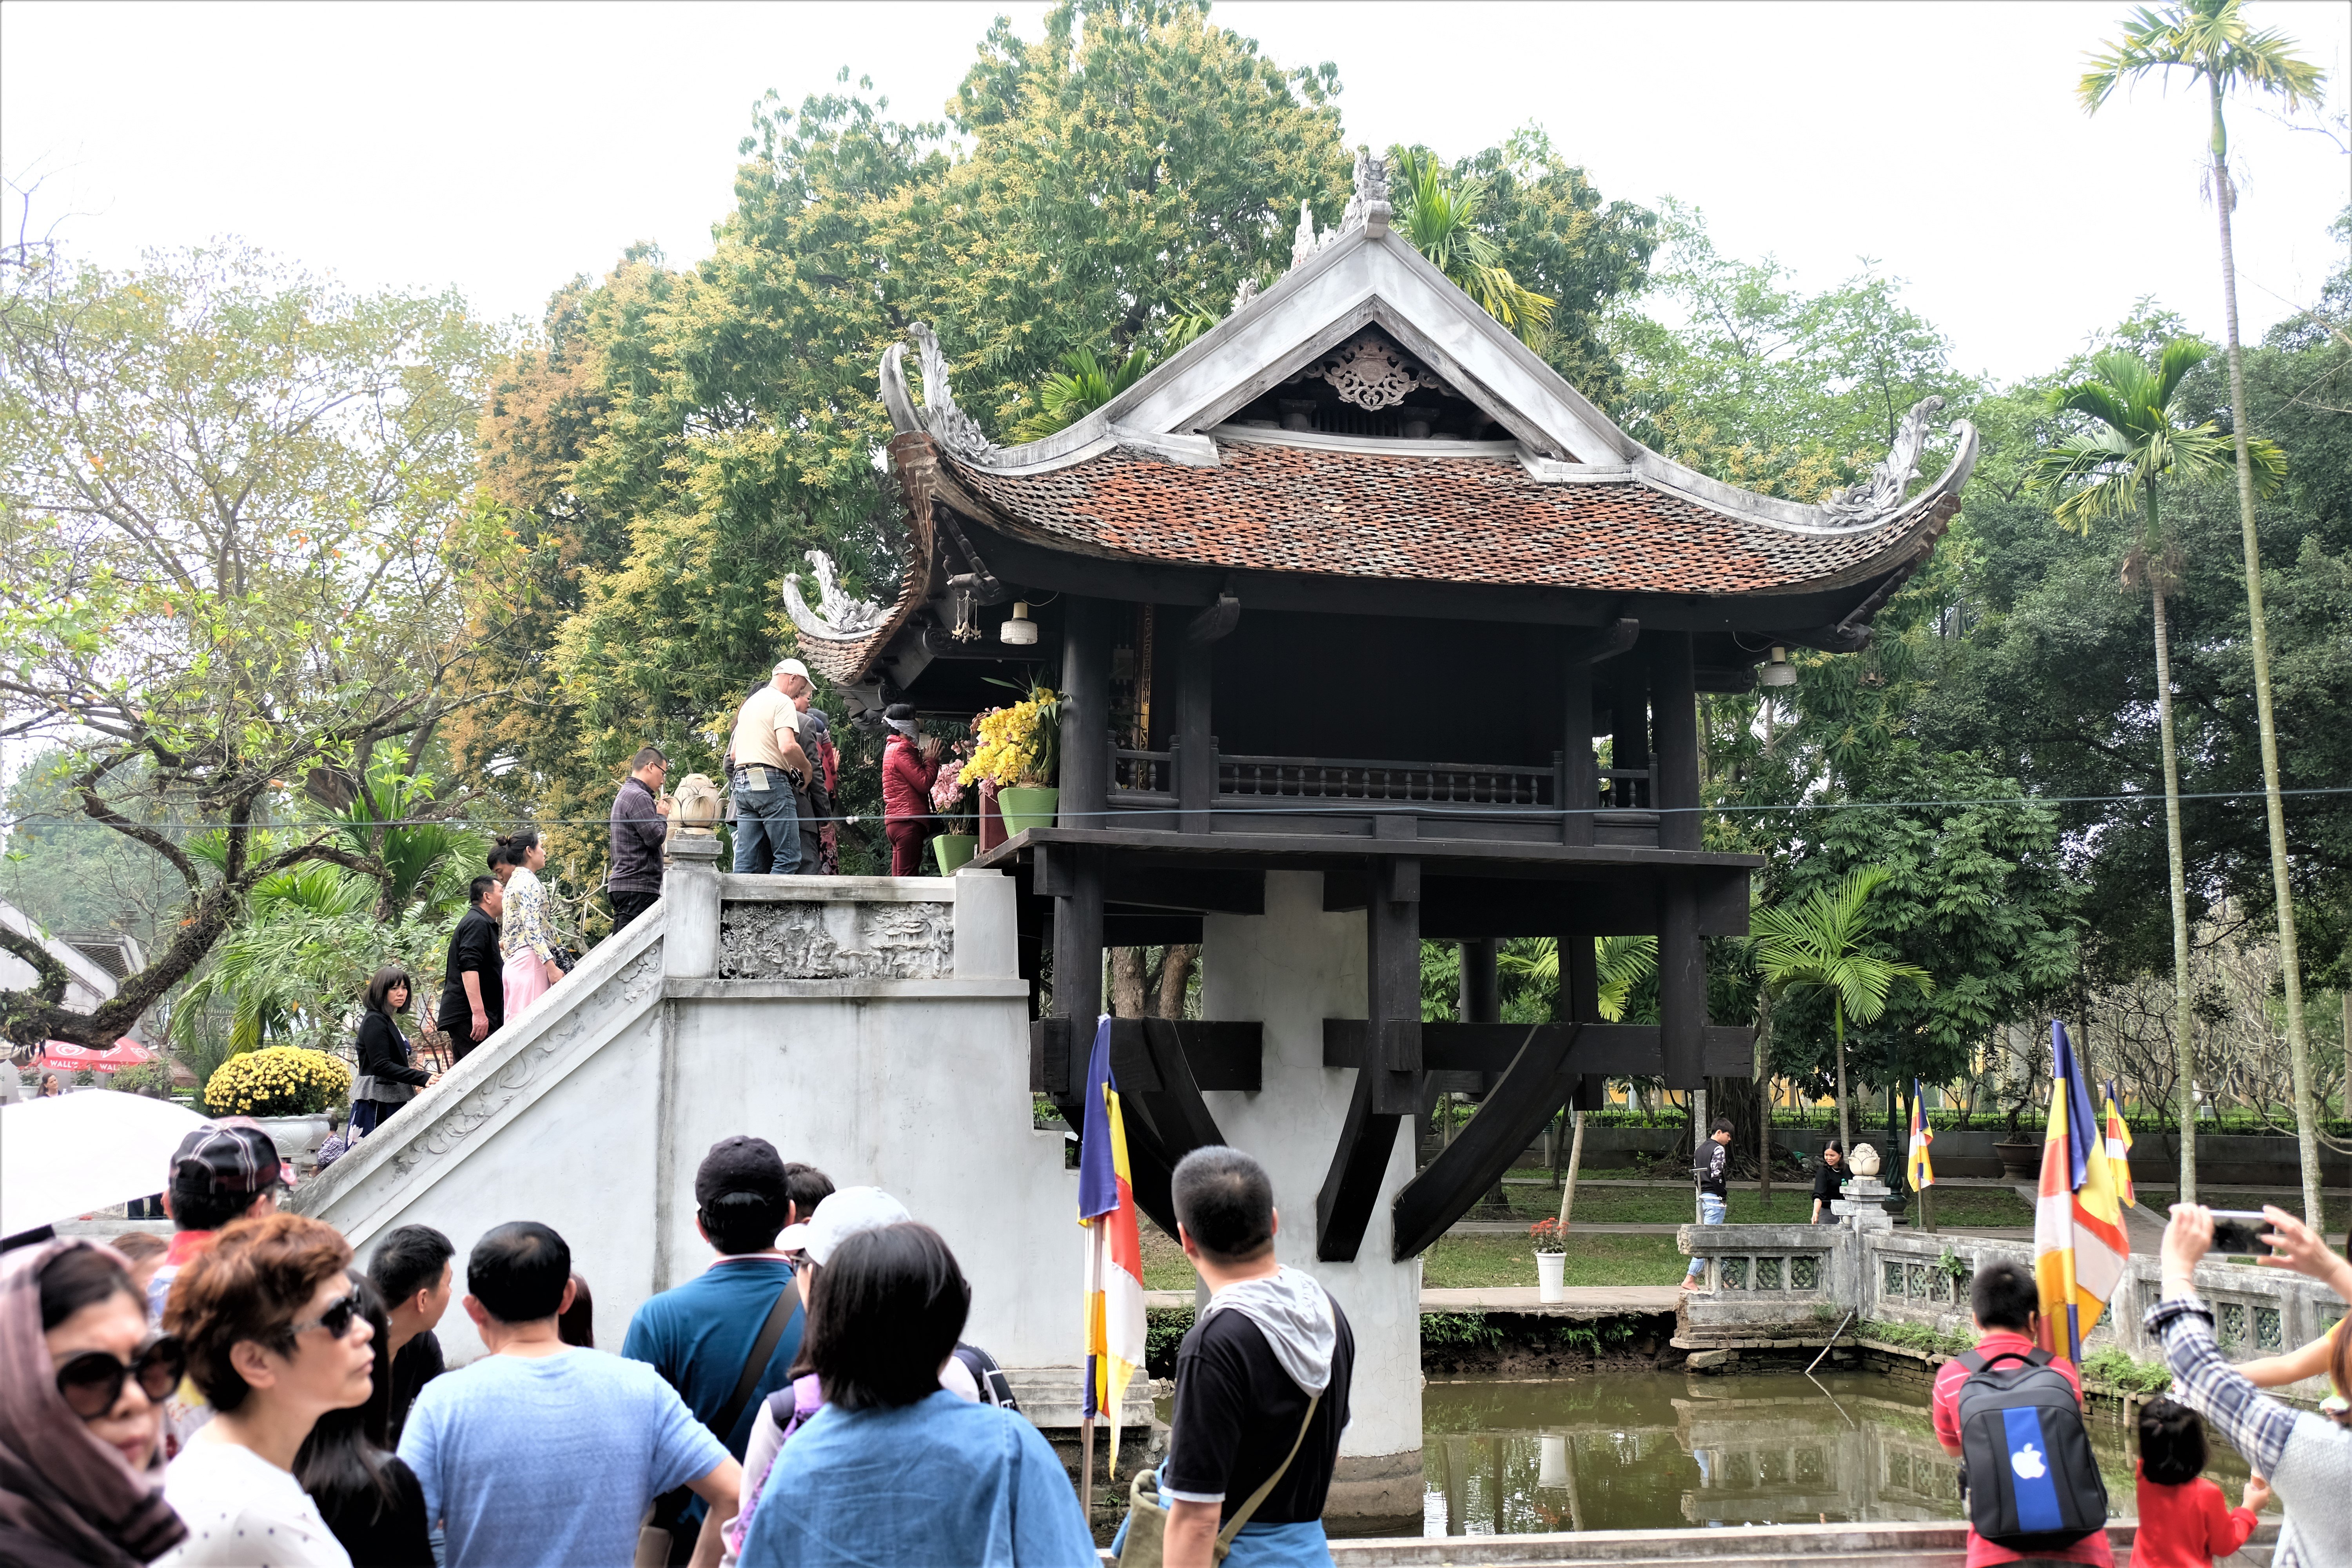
xmin=2131 ymin=1397 xmax=2266 ymax=1567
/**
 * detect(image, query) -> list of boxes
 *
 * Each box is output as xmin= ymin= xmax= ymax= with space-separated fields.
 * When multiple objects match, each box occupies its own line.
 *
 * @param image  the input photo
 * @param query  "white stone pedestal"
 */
xmin=1200 ymin=871 xmax=1423 ymax=1528
xmin=1833 ymin=1175 xmax=1896 ymax=1233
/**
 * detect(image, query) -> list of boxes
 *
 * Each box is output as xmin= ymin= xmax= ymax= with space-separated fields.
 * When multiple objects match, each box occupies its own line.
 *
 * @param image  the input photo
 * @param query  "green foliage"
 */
xmin=107 ymin=1060 xmax=177 ymax=1099
xmin=1859 ymin=1318 xmax=1975 ymax=1357
xmin=1419 ymin=1312 xmax=1506 ymax=1352
xmin=0 ymin=242 xmax=512 ymax=1048
xmin=2082 ymin=1345 xmax=2175 ymax=1394
xmin=1012 ymin=346 xmax=1156 ymax=441
xmin=1145 ymin=1305 xmax=1192 ymax=1377
xmin=1390 ymin=149 xmax=1552 ymax=338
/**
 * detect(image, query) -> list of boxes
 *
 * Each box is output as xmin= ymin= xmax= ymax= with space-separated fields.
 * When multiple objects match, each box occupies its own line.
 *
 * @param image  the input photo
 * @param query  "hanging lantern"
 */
xmin=1758 ymin=646 xmax=1797 ymax=687
xmin=1000 ymin=601 xmax=1039 ymax=646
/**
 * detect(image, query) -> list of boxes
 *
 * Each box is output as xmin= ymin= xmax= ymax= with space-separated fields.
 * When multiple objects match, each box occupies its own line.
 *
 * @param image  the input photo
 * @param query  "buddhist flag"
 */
xmin=2103 ymin=1080 xmax=2137 ymax=1209
xmin=2034 ymin=1021 xmax=2132 ymax=1362
xmin=1077 ymin=1018 xmax=1147 ymax=1480
xmin=1906 ymin=1079 xmax=1936 ymax=1191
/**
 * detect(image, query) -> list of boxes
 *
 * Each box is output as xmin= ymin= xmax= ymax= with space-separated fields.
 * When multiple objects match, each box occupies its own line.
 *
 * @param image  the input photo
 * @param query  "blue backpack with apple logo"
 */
xmin=1953 ymin=1346 xmax=2109 ymax=1552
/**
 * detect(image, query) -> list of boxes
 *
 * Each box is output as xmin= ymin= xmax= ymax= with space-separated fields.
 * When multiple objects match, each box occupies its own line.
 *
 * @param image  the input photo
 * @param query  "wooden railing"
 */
xmin=1218 ymin=752 xmax=1555 ymax=806
xmin=1109 ymin=747 xmax=1172 ymax=799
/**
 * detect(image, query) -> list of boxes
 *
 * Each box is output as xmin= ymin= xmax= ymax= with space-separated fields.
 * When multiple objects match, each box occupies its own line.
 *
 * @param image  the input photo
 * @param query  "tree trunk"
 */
xmin=1557 ymin=1110 xmax=1587 ymax=1229
xmin=1109 ymin=947 xmax=1147 ymax=1018
xmin=2212 ymin=127 xmax=2324 ymax=1228
xmin=1154 ymin=944 xmax=1197 ymax=1019
xmin=1834 ymin=1002 xmax=1851 ymax=1153
xmin=2149 ymin=572 xmax=2199 ymax=1205
xmin=1755 ymin=994 xmax=1775 ymax=1204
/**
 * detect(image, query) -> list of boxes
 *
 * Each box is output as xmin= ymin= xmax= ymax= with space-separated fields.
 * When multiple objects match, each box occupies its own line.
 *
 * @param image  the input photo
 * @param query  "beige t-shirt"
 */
xmin=731 ymin=685 xmax=800 ymax=771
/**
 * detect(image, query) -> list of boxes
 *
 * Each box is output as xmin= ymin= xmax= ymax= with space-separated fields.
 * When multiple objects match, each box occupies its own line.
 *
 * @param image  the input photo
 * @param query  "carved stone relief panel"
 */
xmin=719 ymin=900 xmax=955 ymax=980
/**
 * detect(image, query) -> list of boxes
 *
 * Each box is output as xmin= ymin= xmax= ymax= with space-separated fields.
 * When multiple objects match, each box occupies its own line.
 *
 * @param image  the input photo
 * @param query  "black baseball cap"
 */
xmin=170 ymin=1123 xmax=287 ymax=1199
xmin=695 ymin=1135 xmax=789 ymax=1210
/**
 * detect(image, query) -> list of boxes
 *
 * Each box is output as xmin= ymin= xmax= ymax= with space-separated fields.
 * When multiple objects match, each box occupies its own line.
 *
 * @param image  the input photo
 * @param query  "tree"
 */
xmin=2082 ymin=0 xmax=2332 ymax=1225
xmin=1751 ymin=866 xmax=1934 ymax=1151
xmin=2031 ymin=339 xmax=2283 ymax=1199
xmin=0 ymin=244 xmax=510 ymax=1049
xmin=1390 ymin=149 xmax=1553 ymax=339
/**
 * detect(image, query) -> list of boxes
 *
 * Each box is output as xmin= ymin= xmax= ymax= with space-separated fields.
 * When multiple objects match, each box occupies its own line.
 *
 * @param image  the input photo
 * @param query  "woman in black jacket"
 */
xmin=350 ymin=965 xmax=439 ymax=1139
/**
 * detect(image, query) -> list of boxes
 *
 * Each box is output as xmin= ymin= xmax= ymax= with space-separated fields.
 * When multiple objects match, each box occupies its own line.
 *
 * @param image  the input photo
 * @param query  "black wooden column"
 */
xmin=1459 ymin=939 xmax=1499 ymax=1024
xmin=1059 ymin=595 xmax=1111 ymax=831
xmin=1651 ymin=630 xmax=1701 ymax=854
xmin=1317 ymin=855 xmax=1421 ymax=1261
xmin=1051 ymin=848 xmax=1105 ymax=1028
xmin=1657 ymin=877 xmax=1704 ymax=1090
xmin=1612 ymin=652 xmax=1650 ymax=809
xmin=1175 ymin=632 xmax=1214 ymax=837
xmin=1561 ymin=656 xmax=1595 ymax=846
xmin=1560 ymin=934 xmax=1606 ymax=1111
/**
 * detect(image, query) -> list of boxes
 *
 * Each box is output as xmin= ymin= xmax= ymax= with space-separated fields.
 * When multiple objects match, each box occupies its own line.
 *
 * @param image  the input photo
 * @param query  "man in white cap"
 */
xmin=728 ymin=659 xmax=813 ymax=874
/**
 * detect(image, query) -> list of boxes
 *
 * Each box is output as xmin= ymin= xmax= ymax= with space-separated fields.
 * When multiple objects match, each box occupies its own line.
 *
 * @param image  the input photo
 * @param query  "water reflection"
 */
xmin=1421 ymin=1369 xmax=2245 ymax=1536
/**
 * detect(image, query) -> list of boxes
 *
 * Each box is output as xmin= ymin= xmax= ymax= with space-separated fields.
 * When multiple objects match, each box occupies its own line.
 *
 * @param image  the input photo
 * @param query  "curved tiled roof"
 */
xmin=941 ymin=436 xmax=1949 ymax=599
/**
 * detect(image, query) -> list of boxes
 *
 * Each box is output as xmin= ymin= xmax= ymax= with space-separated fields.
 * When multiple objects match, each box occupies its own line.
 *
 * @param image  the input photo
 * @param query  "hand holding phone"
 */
xmin=2205 ymin=1210 xmax=2271 ymax=1254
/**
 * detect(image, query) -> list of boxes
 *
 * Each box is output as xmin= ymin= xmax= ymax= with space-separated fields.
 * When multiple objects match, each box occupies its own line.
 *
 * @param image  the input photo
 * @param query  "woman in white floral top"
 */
xmin=493 ymin=832 xmax=564 ymax=1021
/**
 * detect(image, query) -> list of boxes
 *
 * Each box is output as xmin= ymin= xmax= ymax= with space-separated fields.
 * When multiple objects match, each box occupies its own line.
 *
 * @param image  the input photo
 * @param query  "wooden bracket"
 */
xmin=1187 ymin=592 xmax=1241 ymax=645
xmin=1563 ymin=617 xmax=1639 ymax=666
xmin=1391 ymin=1023 xmax=1583 ymax=1258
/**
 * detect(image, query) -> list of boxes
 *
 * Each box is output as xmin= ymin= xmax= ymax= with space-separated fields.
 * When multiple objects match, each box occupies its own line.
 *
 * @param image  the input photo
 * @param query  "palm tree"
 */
xmin=1751 ymin=866 xmax=1933 ymax=1152
xmin=2081 ymin=0 xmax=2330 ymax=1226
xmin=1391 ymin=151 xmax=1553 ymax=342
xmin=1498 ymin=933 xmax=1657 ymax=1022
xmin=2031 ymin=340 xmax=2284 ymax=1202
xmin=1012 ymin=346 xmax=1154 ymax=442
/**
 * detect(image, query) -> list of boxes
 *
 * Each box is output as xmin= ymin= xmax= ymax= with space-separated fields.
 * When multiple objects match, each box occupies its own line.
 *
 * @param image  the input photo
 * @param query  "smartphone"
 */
xmin=2208 ymin=1210 xmax=2273 ymax=1254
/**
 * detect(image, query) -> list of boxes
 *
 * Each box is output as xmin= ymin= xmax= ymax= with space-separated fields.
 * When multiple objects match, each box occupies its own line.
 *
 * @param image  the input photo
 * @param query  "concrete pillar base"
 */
xmin=1325 ymin=1450 xmax=1425 ymax=1531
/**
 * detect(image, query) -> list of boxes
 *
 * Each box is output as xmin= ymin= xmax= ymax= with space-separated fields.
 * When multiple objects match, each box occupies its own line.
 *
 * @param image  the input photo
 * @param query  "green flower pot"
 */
xmin=997 ymin=786 xmax=1060 ymax=837
xmin=932 ymin=833 xmax=978 ymax=875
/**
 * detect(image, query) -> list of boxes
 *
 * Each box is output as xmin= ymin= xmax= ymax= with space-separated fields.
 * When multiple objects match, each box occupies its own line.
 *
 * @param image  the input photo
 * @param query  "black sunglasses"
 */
xmin=55 ymin=1334 xmax=185 ymax=1419
xmin=288 ymin=1293 xmax=364 ymax=1344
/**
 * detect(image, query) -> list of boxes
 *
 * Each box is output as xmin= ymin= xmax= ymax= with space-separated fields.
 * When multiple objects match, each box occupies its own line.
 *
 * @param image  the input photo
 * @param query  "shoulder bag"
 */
xmin=1115 ymin=1392 xmax=1320 ymax=1567
xmin=634 ymin=1279 xmax=802 ymax=1568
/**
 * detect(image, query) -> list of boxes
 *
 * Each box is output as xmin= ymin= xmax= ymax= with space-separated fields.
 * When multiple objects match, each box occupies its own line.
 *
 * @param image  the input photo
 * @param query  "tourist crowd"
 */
xmin=3 ymin=1123 xmax=1355 ymax=1568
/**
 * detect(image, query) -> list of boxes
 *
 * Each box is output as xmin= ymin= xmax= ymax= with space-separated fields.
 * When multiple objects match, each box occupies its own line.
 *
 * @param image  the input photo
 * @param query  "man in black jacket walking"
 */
xmin=437 ymin=875 xmax=506 ymax=1060
xmin=1681 ymin=1117 xmax=1734 ymax=1291
xmin=610 ymin=746 xmax=672 ymax=931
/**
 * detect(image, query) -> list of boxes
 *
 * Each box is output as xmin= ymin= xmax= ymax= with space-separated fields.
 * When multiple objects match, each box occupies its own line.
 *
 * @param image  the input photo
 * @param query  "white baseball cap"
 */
xmin=776 ymin=1185 xmax=911 ymax=1265
xmin=774 ymin=658 xmax=812 ymax=682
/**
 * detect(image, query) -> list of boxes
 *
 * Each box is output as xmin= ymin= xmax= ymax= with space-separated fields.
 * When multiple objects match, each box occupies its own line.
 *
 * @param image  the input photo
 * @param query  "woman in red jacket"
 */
xmin=881 ymin=703 xmax=942 ymax=876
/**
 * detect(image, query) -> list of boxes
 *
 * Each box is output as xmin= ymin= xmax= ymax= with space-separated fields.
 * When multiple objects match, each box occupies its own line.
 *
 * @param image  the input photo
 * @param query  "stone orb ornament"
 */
xmin=668 ymin=772 xmax=725 ymax=841
xmin=1847 ymin=1142 xmax=1882 ymax=1177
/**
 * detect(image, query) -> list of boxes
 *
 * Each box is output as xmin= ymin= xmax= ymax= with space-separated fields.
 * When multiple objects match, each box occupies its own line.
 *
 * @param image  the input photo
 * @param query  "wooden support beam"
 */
xmin=1186 ymin=591 xmax=1240 ymax=644
xmin=1316 ymin=854 xmax=1422 ymax=1262
xmin=1657 ymin=877 xmax=1704 ymax=1089
xmin=1051 ymin=846 xmax=1105 ymax=1029
xmin=1103 ymin=865 xmax=1263 ymax=915
xmin=1561 ymin=658 xmax=1595 ymax=848
xmin=1391 ymin=1024 xmax=1583 ymax=1259
xmin=1561 ymin=935 xmax=1605 ymax=1111
xmin=1102 ymin=912 xmax=1205 ymax=947
xmin=1611 ymin=647 xmax=1650 ymax=810
xmin=1459 ymin=938 xmax=1499 ymax=1024
xmin=1060 ymin=595 xmax=1111 ymax=829
xmin=1175 ymin=633 xmax=1214 ymax=836
xmin=1651 ymin=630 xmax=1701 ymax=853
xmin=1322 ymin=1020 xmax=1754 ymax=1078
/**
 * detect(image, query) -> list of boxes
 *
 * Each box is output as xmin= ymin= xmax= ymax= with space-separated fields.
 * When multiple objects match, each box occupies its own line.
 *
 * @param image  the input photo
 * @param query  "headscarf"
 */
xmin=0 ymin=1239 xmax=187 ymax=1567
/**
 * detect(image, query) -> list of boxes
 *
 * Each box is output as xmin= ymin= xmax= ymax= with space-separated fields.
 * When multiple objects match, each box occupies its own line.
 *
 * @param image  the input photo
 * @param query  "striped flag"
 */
xmin=2102 ymin=1080 xmax=2137 ymax=1209
xmin=1906 ymin=1079 xmax=1936 ymax=1191
xmin=1077 ymin=1018 xmax=1148 ymax=1480
xmin=2034 ymin=1021 xmax=2132 ymax=1362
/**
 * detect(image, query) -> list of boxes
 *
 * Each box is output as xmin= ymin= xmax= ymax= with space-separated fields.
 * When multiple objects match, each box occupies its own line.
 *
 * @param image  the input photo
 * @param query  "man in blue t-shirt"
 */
xmin=623 ymin=1137 xmax=826 ymax=1557
xmin=400 ymin=1221 xmax=739 ymax=1568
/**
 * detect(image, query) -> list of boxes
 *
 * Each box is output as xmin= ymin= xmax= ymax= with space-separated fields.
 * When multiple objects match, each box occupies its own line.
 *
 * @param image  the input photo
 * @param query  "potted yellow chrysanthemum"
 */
xmin=203 ymin=1046 xmax=354 ymax=1158
xmin=959 ymin=681 xmax=1063 ymax=835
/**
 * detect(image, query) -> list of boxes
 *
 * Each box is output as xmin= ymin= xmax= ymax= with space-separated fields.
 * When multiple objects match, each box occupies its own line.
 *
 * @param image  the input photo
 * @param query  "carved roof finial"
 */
xmin=1340 ymin=149 xmax=1391 ymax=237
xmin=1230 ymin=276 xmax=1260 ymax=314
xmin=1819 ymin=397 xmax=1950 ymax=524
xmin=905 ymin=322 xmax=1002 ymax=465
xmin=782 ymin=549 xmax=888 ymax=641
xmin=1290 ymin=200 xmax=1319 ymax=267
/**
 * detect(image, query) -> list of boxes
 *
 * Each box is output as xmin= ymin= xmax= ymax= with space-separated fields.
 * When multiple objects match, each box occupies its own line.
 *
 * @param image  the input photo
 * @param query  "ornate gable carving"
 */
xmin=1316 ymin=334 xmax=1446 ymax=412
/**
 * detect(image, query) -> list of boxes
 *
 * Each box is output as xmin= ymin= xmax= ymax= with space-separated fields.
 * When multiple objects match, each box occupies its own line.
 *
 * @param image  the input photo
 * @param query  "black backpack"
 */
xmin=1952 ymin=1346 xmax=2108 ymax=1553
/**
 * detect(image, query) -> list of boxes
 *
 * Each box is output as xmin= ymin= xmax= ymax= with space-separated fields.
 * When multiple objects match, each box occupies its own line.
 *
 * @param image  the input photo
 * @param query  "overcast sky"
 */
xmin=2 ymin=0 xmax=2346 ymax=388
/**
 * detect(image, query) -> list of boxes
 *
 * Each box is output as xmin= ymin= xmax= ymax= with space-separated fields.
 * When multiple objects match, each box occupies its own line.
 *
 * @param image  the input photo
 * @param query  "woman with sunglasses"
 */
xmin=2 ymin=1239 xmax=187 ymax=1567
xmin=294 ymin=1271 xmax=430 ymax=1568
xmin=153 ymin=1212 xmax=374 ymax=1568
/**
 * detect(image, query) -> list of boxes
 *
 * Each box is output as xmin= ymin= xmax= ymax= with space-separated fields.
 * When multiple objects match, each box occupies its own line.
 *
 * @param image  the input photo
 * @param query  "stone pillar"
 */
xmin=662 ymin=834 xmax=721 ymax=979
xmin=1202 ymin=871 xmax=1423 ymax=1530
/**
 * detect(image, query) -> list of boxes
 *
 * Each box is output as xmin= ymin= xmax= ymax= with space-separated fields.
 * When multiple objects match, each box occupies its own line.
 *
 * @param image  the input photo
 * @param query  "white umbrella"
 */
xmin=1 ymin=1092 xmax=210 ymax=1239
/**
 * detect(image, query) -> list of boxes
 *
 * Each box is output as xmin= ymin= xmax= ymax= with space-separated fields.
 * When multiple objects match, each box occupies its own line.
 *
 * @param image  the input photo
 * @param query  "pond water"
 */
xmin=1417 ymin=1368 xmax=2248 ymax=1537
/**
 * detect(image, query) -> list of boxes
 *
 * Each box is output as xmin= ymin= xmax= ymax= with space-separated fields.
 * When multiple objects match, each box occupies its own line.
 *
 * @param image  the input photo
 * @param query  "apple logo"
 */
xmin=2011 ymin=1442 xmax=2047 ymax=1481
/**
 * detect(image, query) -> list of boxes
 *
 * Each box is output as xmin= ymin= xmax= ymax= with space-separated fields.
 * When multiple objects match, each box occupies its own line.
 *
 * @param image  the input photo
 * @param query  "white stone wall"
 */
xmin=1201 ymin=871 xmax=1423 ymax=1501
xmin=291 ymin=868 xmax=1085 ymax=1379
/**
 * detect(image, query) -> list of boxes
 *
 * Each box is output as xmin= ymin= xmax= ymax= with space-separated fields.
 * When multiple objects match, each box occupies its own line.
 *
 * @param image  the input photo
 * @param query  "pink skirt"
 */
xmin=501 ymin=949 xmax=550 ymax=1020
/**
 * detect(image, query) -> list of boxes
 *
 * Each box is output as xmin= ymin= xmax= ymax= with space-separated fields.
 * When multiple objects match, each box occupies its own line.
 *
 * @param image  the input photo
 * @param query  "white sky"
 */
xmin=2 ymin=0 xmax=2347 ymax=388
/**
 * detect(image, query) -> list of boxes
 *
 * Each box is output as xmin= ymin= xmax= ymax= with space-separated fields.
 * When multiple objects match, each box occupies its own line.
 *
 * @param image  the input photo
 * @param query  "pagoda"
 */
xmin=786 ymin=154 xmax=1975 ymax=1517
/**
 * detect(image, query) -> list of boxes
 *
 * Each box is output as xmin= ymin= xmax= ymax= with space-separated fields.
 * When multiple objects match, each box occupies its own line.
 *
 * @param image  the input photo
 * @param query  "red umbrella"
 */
xmin=33 ymin=1038 xmax=153 ymax=1074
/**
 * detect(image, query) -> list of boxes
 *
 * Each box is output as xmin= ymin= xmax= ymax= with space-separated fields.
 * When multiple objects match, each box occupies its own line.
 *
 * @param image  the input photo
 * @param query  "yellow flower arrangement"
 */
xmin=204 ymin=1046 xmax=354 ymax=1118
xmin=957 ymin=687 xmax=1062 ymax=788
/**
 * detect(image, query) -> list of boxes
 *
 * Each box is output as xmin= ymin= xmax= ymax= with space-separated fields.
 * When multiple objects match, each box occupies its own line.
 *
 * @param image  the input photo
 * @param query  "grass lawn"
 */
xmin=1492 ymin=1181 xmax=2039 ymax=1228
xmin=1422 ymin=1232 xmax=1683 ymax=1290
